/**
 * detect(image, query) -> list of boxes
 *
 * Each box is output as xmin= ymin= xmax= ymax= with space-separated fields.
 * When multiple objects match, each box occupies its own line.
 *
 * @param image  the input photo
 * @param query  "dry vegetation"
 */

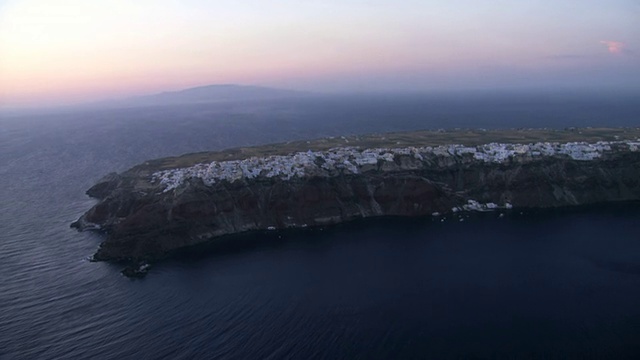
xmin=138 ymin=127 xmax=640 ymax=171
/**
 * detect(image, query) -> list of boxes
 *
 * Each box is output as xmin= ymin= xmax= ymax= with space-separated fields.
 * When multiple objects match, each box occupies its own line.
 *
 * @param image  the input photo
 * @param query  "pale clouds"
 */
xmin=600 ymin=40 xmax=627 ymax=54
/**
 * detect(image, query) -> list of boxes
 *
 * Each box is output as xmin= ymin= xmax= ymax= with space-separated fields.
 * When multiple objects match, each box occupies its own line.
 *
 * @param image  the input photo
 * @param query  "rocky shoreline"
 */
xmin=72 ymin=128 xmax=640 ymax=276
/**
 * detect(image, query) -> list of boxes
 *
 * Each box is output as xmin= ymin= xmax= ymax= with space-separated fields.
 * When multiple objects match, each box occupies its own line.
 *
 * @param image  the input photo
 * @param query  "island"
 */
xmin=72 ymin=127 xmax=640 ymax=274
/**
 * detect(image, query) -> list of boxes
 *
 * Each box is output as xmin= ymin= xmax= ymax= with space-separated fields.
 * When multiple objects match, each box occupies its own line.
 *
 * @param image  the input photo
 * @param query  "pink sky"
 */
xmin=1 ymin=0 xmax=638 ymax=108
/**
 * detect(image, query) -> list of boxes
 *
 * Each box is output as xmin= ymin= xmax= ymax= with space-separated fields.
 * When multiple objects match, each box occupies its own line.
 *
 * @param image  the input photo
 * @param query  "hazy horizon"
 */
xmin=1 ymin=0 xmax=639 ymax=109
xmin=3 ymin=83 xmax=640 ymax=115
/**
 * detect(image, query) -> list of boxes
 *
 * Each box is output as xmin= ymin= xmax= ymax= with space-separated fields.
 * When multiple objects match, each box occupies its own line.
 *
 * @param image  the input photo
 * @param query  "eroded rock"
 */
xmin=73 ymin=135 xmax=640 ymax=263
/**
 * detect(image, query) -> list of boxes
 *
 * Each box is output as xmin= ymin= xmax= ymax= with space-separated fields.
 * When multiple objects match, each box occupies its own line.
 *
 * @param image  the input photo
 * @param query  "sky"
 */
xmin=0 ymin=0 xmax=639 ymax=107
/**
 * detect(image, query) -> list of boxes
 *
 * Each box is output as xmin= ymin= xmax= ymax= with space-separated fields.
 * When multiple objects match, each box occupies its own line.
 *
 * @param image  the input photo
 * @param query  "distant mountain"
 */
xmin=113 ymin=84 xmax=310 ymax=107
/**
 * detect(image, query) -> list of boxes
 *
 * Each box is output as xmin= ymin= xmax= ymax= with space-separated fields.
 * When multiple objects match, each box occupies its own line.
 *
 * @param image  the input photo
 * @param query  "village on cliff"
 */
xmin=154 ymin=139 xmax=640 ymax=193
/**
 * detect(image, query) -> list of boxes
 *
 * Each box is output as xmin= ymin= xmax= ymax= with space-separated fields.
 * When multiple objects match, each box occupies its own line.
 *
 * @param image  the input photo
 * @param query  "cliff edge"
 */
xmin=72 ymin=128 xmax=640 ymax=263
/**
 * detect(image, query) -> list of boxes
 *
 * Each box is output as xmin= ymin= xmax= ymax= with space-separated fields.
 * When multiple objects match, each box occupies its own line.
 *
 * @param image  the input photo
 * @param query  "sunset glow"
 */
xmin=1 ymin=0 xmax=638 ymax=107
xmin=600 ymin=40 xmax=627 ymax=54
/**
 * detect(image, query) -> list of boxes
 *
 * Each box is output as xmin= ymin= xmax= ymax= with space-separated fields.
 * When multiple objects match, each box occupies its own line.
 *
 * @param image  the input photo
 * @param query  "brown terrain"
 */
xmin=71 ymin=127 xmax=640 ymax=267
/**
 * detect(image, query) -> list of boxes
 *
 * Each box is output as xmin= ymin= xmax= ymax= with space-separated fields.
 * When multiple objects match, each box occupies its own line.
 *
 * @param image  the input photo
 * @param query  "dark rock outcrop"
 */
xmin=73 ymin=144 xmax=640 ymax=263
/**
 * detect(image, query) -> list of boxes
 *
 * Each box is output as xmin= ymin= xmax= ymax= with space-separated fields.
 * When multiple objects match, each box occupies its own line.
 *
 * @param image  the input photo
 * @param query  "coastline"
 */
xmin=71 ymin=127 xmax=640 ymax=275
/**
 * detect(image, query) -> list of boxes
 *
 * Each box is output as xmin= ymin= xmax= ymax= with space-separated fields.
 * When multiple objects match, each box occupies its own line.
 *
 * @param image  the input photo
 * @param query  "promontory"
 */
xmin=72 ymin=128 xmax=640 ymax=264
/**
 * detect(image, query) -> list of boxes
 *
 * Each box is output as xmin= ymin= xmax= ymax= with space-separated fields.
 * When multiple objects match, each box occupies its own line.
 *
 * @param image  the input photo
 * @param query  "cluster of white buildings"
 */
xmin=152 ymin=139 xmax=640 ymax=192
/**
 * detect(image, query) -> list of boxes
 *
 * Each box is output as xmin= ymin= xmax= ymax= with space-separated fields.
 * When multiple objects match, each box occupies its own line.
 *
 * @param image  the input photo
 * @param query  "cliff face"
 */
xmin=73 ymin=142 xmax=640 ymax=262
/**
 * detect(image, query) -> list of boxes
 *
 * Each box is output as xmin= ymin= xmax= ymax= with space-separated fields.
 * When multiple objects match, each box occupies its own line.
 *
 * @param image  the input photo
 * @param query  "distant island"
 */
xmin=72 ymin=127 xmax=640 ymax=276
xmin=104 ymin=84 xmax=309 ymax=108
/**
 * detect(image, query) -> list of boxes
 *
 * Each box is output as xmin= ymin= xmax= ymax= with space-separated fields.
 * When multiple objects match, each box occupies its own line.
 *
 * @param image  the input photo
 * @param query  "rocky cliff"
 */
xmin=72 ymin=128 xmax=640 ymax=263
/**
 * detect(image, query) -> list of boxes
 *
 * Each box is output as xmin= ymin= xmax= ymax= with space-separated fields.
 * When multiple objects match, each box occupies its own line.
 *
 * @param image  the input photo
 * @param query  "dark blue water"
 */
xmin=1 ymin=94 xmax=640 ymax=359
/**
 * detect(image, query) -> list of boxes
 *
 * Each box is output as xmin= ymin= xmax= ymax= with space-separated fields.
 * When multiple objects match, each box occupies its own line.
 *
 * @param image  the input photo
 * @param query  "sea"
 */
xmin=1 ymin=92 xmax=640 ymax=359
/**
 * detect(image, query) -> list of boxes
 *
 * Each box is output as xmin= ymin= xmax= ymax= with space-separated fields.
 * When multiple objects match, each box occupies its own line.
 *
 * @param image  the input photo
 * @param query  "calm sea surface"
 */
xmin=1 ymin=94 xmax=640 ymax=359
